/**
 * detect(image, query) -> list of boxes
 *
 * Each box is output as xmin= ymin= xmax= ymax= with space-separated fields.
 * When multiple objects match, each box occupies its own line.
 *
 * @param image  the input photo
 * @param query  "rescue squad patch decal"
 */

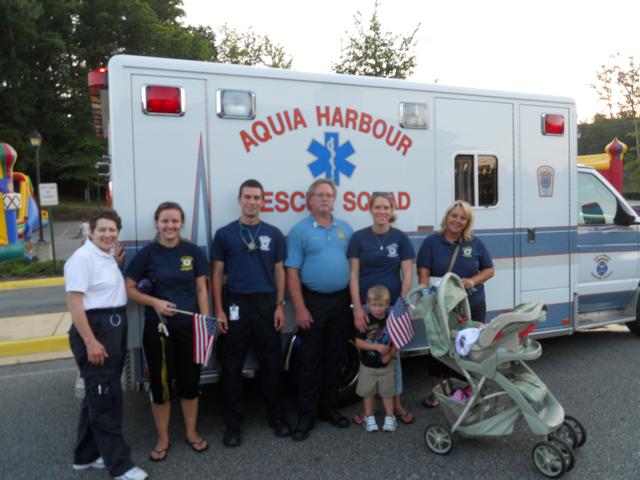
xmin=180 ymin=256 xmax=194 ymax=271
xmin=537 ymin=165 xmax=555 ymax=197
xmin=590 ymin=253 xmax=612 ymax=279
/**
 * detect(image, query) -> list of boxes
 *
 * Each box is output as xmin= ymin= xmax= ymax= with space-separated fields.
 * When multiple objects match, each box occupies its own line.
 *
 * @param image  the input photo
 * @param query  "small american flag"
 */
xmin=193 ymin=313 xmax=217 ymax=365
xmin=387 ymin=297 xmax=414 ymax=350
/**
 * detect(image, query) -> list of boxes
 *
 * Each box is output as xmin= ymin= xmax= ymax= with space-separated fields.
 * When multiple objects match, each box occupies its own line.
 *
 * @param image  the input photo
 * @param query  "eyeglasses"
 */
xmin=313 ymin=192 xmax=335 ymax=198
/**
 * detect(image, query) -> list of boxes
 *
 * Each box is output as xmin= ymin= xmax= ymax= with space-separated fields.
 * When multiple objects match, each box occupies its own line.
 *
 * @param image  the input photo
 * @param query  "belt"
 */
xmin=302 ymin=285 xmax=348 ymax=296
xmin=226 ymin=292 xmax=275 ymax=301
xmin=86 ymin=306 xmax=126 ymax=314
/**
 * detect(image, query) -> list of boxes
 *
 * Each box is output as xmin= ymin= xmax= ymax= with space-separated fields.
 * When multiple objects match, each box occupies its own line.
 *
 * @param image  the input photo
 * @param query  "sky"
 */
xmin=182 ymin=0 xmax=640 ymax=123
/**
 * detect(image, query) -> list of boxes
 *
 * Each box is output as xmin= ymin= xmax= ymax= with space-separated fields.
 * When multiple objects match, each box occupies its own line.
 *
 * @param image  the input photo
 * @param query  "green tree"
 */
xmin=332 ymin=0 xmax=420 ymax=79
xmin=214 ymin=25 xmax=292 ymax=69
xmin=591 ymin=54 xmax=640 ymax=160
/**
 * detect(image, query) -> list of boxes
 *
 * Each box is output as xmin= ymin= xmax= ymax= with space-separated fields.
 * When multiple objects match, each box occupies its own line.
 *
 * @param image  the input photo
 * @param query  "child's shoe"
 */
xmin=364 ymin=415 xmax=379 ymax=432
xmin=383 ymin=415 xmax=397 ymax=432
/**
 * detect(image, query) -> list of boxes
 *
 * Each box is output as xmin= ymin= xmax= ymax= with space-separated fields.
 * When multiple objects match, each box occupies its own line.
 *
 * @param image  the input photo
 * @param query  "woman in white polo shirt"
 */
xmin=65 ymin=209 xmax=147 ymax=480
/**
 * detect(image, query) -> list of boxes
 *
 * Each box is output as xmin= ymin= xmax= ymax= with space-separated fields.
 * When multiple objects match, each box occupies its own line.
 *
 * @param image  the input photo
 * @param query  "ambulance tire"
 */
xmin=336 ymin=341 xmax=360 ymax=407
xmin=626 ymin=299 xmax=640 ymax=336
xmin=284 ymin=338 xmax=360 ymax=407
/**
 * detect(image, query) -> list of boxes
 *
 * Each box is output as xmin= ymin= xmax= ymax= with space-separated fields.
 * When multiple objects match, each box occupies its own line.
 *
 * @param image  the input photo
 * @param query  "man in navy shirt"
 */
xmin=211 ymin=179 xmax=290 ymax=447
xmin=286 ymin=179 xmax=353 ymax=441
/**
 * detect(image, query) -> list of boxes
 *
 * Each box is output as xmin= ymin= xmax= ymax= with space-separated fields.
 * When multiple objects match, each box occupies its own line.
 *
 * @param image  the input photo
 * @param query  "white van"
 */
xmin=97 ymin=55 xmax=640 ymax=394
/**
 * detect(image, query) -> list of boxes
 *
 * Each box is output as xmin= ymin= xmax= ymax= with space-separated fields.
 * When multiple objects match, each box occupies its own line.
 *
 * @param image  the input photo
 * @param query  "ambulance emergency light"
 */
xmin=216 ymin=90 xmax=256 ymax=119
xmin=541 ymin=113 xmax=564 ymax=136
xmin=399 ymin=102 xmax=429 ymax=129
xmin=141 ymin=85 xmax=185 ymax=116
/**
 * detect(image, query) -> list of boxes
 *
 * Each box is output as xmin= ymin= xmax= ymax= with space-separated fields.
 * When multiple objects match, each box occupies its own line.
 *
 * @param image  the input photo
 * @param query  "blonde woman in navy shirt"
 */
xmin=125 ymin=202 xmax=210 ymax=462
xmin=417 ymin=200 xmax=494 ymax=407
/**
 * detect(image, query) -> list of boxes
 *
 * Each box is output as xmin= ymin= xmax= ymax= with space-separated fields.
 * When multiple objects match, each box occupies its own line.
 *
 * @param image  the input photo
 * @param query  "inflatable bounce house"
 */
xmin=0 ymin=142 xmax=43 ymax=261
xmin=577 ymin=137 xmax=628 ymax=194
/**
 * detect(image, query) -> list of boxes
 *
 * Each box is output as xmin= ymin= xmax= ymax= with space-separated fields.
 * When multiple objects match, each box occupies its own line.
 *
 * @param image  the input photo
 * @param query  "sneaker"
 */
xmin=383 ymin=415 xmax=397 ymax=432
xmin=364 ymin=415 xmax=379 ymax=432
xmin=72 ymin=457 xmax=105 ymax=470
xmin=114 ymin=466 xmax=149 ymax=480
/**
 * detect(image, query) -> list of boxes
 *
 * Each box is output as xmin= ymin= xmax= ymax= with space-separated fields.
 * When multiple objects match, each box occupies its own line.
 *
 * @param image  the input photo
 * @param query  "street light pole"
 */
xmin=29 ymin=130 xmax=44 ymax=242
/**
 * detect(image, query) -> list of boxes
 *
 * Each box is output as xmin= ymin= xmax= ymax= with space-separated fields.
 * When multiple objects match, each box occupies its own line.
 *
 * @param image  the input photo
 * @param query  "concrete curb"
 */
xmin=0 ymin=335 xmax=70 ymax=357
xmin=0 ymin=276 xmax=65 ymax=291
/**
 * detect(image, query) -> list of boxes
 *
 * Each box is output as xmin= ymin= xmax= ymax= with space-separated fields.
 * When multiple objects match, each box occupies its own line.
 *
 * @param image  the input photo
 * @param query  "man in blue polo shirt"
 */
xmin=286 ymin=178 xmax=353 ymax=441
xmin=211 ymin=179 xmax=290 ymax=448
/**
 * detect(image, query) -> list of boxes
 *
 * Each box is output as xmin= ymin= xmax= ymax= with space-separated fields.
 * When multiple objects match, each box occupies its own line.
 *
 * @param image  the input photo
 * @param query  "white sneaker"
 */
xmin=383 ymin=415 xmax=397 ymax=432
xmin=364 ymin=415 xmax=379 ymax=432
xmin=114 ymin=466 xmax=149 ymax=480
xmin=72 ymin=456 xmax=105 ymax=470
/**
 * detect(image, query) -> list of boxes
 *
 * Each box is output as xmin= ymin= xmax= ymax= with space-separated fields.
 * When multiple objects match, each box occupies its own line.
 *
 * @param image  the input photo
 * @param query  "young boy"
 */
xmin=354 ymin=285 xmax=398 ymax=432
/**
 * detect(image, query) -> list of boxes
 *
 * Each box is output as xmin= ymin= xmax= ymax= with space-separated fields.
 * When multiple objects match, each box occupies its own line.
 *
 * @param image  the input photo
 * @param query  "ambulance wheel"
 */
xmin=335 ymin=341 xmax=360 ymax=407
xmin=424 ymin=424 xmax=453 ymax=455
xmin=548 ymin=421 xmax=577 ymax=449
xmin=626 ymin=300 xmax=640 ymax=336
xmin=548 ymin=438 xmax=575 ymax=472
xmin=564 ymin=415 xmax=586 ymax=447
xmin=532 ymin=441 xmax=567 ymax=478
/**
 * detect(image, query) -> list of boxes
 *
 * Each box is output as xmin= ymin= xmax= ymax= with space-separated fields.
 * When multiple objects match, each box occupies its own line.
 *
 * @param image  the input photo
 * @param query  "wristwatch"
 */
xmin=275 ymin=300 xmax=286 ymax=306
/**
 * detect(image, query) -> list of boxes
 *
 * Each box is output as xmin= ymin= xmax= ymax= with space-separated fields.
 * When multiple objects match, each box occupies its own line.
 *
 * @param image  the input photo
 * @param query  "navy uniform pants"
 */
xmin=69 ymin=308 xmax=134 ymax=478
xmin=296 ymin=288 xmax=352 ymax=423
xmin=219 ymin=293 xmax=284 ymax=431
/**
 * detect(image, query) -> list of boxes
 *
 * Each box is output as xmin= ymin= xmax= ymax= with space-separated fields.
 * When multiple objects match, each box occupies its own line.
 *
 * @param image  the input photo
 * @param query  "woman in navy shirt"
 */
xmin=125 ymin=202 xmax=210 ymax=461
xmin=417 ymin=200 xmax=494 ymax=407
xmin=348 ymin=192 xmax=415 ymax=425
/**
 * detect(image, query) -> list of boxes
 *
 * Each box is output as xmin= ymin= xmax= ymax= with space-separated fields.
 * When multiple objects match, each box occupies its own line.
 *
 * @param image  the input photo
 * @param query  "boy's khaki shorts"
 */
xmin=356 ymin=361 xmax=395 ymax=398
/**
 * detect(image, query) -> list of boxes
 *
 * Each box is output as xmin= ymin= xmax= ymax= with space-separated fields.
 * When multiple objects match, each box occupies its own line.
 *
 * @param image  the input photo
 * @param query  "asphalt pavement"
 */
xmin=1 ymin=327 xmax=639 ymax=480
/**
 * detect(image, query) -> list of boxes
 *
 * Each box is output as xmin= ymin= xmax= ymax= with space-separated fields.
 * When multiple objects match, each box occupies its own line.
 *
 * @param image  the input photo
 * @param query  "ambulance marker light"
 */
xmin=542 ymin=114 xmax=564 ymax=135
xmin=217 ymin=90 xmax=256 ymax=119
xmin=142 ymin=85 xmax=185 ymax=116
xmin=399 ymin=102 xmax=429 ymax=129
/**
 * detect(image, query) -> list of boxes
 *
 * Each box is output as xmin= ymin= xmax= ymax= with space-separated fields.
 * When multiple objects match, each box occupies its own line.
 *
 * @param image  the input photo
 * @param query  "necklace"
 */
xmin=239 ymin=221 xmax=262 ymax=252
xmin=371 ymin=227 xmax=390 ymax=251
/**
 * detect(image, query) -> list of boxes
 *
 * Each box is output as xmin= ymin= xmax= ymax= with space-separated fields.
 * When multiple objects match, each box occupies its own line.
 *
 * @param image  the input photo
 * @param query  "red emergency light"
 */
xmin=142 ymin=85 xmax=185 ymax=115
xmin=88 ymin=67 xmax=107 ymax=96
xmin=542 ymin=114 xmax=564 ymax=136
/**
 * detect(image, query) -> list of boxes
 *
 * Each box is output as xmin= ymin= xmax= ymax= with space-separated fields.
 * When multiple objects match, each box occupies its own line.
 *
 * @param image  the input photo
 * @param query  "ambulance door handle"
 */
xmin=527 ymin=228 xmax=536 ymax=243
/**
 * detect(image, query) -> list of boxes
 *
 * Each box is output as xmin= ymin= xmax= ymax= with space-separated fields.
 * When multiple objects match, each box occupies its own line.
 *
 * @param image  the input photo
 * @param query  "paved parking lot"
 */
xmin=1 ymin=327 xmax=640 ymax=479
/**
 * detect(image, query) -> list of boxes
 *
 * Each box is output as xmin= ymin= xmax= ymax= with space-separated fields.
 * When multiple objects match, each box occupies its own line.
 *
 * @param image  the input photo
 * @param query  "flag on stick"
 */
xmin=193 ymin=313 xmax=217 ymax=365
xmin=387 ymin=297 xmax=414 ymax=350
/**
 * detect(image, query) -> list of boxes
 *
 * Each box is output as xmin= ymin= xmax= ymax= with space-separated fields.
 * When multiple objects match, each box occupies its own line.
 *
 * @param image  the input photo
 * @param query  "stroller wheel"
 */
xmin=548 ymin=438 xmax=575 ymax=472
xmin=424 ymin=424 xmax=453 ymax=455
xmin=532 ymin=441 xmax=567 ymax=478
xmin=548 ymin=421 xmax=577 ymax=449
xmin=564 ymin=415 xmax=587 ymax=447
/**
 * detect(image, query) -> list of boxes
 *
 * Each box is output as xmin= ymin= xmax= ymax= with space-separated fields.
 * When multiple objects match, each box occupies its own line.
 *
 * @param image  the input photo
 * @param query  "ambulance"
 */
xmin=94 ymin=55 xmax=640 ymax=395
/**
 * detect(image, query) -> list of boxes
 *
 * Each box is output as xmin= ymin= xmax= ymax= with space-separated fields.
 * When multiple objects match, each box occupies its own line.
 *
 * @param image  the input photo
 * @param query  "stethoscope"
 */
xmin=239 ymin=220 xmax=262 ymax=253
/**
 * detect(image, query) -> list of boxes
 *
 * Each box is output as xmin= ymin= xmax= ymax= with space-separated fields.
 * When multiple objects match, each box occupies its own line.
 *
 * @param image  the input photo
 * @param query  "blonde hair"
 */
xmin=440 ymin=200 xmax=474 ymax=241
xmin=369 ymin=192 xmax=398 ymax=223
xmin=367 ymin=285 xmax=391 ymax=305
xmin=307 ymin=178 xmax=337 ymax=198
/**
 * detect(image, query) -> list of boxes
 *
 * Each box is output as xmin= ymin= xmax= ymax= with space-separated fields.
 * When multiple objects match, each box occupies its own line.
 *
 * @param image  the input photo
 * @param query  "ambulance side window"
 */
xmin=455 ymin=154 xmax=498 ymax=207
xmin=577 ymin=172 xmax=617 ymax=225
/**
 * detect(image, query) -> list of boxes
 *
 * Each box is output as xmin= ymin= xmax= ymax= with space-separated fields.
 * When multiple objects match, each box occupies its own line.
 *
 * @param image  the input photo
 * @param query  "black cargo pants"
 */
xmin=69 ymin=307 xmax=134 ymax=478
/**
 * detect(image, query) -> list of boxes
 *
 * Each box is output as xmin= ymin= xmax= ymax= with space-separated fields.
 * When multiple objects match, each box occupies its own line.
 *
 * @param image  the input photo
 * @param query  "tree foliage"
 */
xmin=215 ymin=25 xmax=292 ymax=69
xmin=591 ymin=54 xmax=640 ymax=160
xmin=0 ymin=0 xmax=292 ymax=198
xmin=332 ymin=0 xmax=420 ymax=79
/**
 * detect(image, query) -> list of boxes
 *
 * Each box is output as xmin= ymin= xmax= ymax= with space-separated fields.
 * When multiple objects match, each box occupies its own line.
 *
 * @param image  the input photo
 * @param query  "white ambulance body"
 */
xmin=106 ymin=55 xmax=640 ymax=390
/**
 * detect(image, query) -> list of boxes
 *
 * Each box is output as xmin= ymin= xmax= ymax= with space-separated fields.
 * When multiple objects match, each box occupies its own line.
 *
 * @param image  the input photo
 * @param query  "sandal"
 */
xmin=352 ymin=413 xmax=365 ymax=425
xmin=185 ymin=437 xmax=209 ymax=453
xmin=395 ymin=410 xmax=415 ymax=424
xmin=422 ymin=393 xmax=439 ymax=409
xmin=149 ymin=444 xmax=170 ymax=462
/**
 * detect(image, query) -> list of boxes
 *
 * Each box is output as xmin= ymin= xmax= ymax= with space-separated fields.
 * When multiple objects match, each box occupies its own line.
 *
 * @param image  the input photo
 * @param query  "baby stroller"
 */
xmin=406 ymin=273 xmax=586 ymax=478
